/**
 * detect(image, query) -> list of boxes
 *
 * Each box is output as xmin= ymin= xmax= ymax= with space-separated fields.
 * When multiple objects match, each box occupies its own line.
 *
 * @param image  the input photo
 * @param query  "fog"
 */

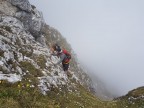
xmin=29 ymin=0 xmax=144 ymax=96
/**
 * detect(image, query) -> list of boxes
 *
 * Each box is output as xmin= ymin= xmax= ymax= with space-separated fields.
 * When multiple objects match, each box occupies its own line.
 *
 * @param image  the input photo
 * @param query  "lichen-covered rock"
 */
xmin=8 ymin=0 xmax=32 ymax=12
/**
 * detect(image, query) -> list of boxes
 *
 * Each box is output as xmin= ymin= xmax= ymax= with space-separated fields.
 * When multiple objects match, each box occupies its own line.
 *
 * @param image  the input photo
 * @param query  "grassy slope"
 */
xmin=0 ymin=78 xmax=144 ymax=108
xmin=1 ymin=50 xmax=143 ymax=108
xmin=0 ymin=80 xmax=109 ymax=108
xmin=115 ymin=87 xmax=144 ymax=108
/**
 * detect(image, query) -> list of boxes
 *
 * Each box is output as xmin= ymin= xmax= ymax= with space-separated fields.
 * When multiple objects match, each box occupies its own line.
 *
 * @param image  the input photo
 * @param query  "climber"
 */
xmin=50 ymin=44 xmax=71 ymax=75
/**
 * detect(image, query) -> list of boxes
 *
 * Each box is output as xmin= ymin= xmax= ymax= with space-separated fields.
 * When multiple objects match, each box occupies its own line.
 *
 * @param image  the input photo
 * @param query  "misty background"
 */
xmin=29 ymin=0 xmax=144 ymax=96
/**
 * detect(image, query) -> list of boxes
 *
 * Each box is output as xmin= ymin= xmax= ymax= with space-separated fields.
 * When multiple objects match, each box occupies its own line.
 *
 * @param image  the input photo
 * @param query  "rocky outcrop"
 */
xmin=15 ymin=8 xmax=45 ymax=38
xmin=0 ymin=0 xmax=45 ymax=38
xmin=8 ymin=0 xmax=32 ymax=12
xmin=0 ymin=0 xmax=17 ymax=16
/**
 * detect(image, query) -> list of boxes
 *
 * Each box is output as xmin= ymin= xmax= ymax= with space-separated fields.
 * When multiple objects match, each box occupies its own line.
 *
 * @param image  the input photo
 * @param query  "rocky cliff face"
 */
xmin=0 ymin=0 xmax=45 ymax=39
xmin=0 ymin=0 xmax=93 ymax=95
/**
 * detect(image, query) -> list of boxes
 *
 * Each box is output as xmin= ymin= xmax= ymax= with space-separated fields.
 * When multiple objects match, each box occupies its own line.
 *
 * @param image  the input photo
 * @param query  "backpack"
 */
xmin=62 ymin=49 xmax=71 ymax=63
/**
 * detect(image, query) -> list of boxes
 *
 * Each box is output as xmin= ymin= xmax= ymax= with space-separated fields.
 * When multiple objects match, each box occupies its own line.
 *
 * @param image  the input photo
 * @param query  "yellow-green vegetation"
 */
xmin=0 ymin=80 xmax=108 ymax=108
xmin=116 ymin=87 xmax=144 ymax=108
xmin=0 ymin=78 xmax=144 ymax=108
xmin=34 ymin=54 xmax=47 ymax=69
xmin=19 ymin=45 xmax=33 ymax=57
xmin=127 ymin=87 xmax=144 ymax=97
xmin=19 ymin=61 xmax=44 ymax=87
xmin=19 ymin=61 xmax=43 ymax=77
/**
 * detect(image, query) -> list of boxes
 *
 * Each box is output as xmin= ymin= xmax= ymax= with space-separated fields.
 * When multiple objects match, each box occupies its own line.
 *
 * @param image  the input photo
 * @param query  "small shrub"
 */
xmin=19 ymin=61 xmax=43 ymax=77
xmin=36 ymin=55 xmax=47 ymax=69
xmin=0 ymin=49 xmax=4 ymax=57
xmin=1 ymin=26 xmax=12 ymax=33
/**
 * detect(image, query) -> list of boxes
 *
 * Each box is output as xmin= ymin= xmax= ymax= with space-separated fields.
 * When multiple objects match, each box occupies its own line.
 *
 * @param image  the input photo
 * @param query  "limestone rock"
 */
xmin=15 ymin=7 xmax=45 ymax=38
xmin=0 ymin=0 xmax=17 ymax=16
xmin=8 ymin=0 xmax=32 ymax=12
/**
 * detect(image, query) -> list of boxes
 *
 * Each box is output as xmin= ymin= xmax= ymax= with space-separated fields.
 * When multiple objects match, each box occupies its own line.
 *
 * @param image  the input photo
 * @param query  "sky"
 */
xmin=29 ymin=0 xmax=144 ymax=96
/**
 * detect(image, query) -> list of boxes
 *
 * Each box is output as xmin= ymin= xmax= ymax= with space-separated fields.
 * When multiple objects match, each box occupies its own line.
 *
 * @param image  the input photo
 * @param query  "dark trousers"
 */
xmin=62 ymin=63 xmax=69 ymax=71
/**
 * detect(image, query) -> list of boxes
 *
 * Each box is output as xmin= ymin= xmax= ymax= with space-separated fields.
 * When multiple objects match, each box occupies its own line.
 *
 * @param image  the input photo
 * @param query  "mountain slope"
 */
xmin=0 ymin=0 xmax=144 ymax=108
xmin=115 ymin=86 xmax=144 ymax=108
